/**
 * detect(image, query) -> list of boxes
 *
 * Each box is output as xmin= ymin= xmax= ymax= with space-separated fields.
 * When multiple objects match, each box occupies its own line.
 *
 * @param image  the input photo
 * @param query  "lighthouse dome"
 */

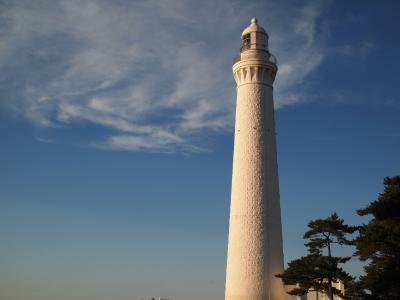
xmin=241 ymin=18 xmax=268 ymax=37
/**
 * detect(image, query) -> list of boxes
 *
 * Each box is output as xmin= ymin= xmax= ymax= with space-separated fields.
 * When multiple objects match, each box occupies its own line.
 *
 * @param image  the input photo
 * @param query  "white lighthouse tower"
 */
xmin=225 ymin=18 xmax=287 ymax=300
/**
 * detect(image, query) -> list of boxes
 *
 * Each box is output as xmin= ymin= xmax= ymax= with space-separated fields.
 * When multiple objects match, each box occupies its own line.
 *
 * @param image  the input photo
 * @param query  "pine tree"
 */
xmin=354 ymin=176 xmax=400 ymax=299
xmin=277 ymin=213 xmax=356 ymax=300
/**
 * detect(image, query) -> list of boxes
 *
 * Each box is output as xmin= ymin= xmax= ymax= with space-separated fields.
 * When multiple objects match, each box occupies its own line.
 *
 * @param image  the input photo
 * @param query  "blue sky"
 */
xmin=1 ymin=0 xmax=399 ymax=299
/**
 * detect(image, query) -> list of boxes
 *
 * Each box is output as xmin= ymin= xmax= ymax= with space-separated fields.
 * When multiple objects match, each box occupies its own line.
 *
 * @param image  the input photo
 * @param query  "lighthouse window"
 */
xmin=242 ymin=34 xmax=251 ymax=50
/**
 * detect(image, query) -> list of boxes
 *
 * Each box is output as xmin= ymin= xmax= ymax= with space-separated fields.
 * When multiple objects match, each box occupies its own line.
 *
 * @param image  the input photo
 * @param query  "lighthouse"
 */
xmin=225 ymin=18 xmax=287 ymax=300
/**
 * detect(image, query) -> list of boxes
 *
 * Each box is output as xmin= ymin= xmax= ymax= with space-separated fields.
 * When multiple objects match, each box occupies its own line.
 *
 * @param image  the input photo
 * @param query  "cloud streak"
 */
xmin=0 ymin=0 xmax=330 ymax=152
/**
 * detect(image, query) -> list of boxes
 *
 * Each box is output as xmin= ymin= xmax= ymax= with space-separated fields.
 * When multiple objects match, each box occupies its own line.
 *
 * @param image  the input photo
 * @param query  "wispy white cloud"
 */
xmin=333 ymin=40 xmax=376 ymax=58
xmin=270 ymin=2 xmax=326 ymax=106
xmin=98 ymin=133 xmax=207 ymax=154
xmin=0 ymin=0 xmax=330 ymax=152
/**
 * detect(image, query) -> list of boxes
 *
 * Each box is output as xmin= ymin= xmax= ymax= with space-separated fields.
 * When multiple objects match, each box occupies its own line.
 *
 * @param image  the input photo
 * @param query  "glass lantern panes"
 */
xmin=242 ymin=34 xmax=251 ymax=51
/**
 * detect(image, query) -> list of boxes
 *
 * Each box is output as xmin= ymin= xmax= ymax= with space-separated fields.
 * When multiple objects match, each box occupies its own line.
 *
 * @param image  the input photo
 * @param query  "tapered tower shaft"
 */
xmin=225 ymin=18 xmax=287 ymax=300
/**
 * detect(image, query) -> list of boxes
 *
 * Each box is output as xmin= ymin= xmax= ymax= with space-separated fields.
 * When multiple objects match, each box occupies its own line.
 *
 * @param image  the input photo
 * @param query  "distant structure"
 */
xmin=298 ymin=280 xmax=345 ymax=300
xmin=225 ymin=18 xmax=288 ymax=300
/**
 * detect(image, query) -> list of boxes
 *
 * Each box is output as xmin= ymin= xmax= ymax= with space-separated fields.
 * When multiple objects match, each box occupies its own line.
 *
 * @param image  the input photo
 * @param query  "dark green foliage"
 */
xmin=354 ymin=176 xmax=400 ymax=299
xmin=277 ymin=213 xmax=355 ymax=300
xmin=276 ymin=254 xmax=352 ymax=298
xmin=343 ymin=280 xmax=368 ymax=300
xmin=304 ymin=213 xmax=356 ymax=256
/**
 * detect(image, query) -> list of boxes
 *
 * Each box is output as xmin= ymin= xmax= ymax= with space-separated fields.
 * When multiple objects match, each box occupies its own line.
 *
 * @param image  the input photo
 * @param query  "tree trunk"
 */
xmin=327 ymin=238 xmax=333 ymax=300
xmin=327 ymin=279 xmax=333 ymax=300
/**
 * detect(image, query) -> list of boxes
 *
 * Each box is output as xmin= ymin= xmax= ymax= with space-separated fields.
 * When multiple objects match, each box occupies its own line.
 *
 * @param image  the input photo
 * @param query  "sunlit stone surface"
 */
xmin=225 ymin=18 xmax=288 ymax=300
